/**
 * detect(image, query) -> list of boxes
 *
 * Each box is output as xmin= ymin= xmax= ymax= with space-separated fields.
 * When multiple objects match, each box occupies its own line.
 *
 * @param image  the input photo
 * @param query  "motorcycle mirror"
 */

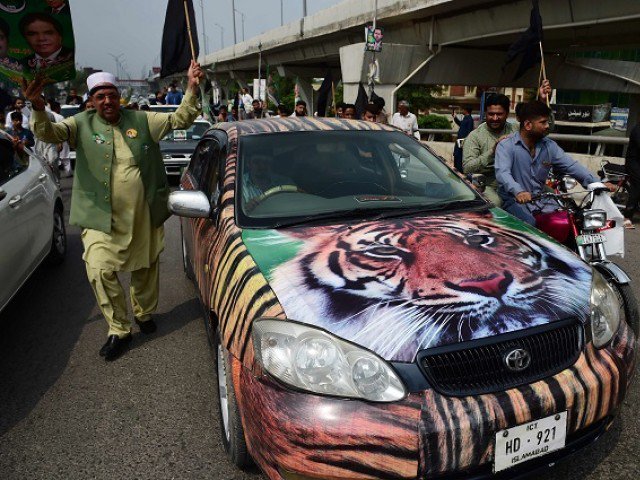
xmin=563 ymin=176 xmax=578 ymax=190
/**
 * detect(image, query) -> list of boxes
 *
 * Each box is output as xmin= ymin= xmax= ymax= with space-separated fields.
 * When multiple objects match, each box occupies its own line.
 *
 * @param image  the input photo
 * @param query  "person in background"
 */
xmin=155 ymin=90 xmax=166 ymax=105
xmin=289 ymin=100 xmax=307 ymax=117
xmin=50 ymin=99 xmax=71 ymax=177
xmin=342 ymin=103 xmax=357 ymax=120
xmin=362 ymin=103 xmax=378 ymax=123
xmin=247 ymin=99 xmax=268 ymax=119
xmin=391 ymin=100 xmax=420 ymax=139
xmin=66 ymin=88 xmax=83 ymax=105
xmin=240 ymin=87 xmax=253 ymax=118
xmin=217 ymin=104 xmax=229 ymax=122
xmin=623 ymin=122 xmax=640 ymax=229
xmin=5 ymin=97 xmax=30 ymax=130
xmin=276 ymin=104 xmax=289 ymax=117
xmin=6 ymin=111 xmax=35 ymax=149
xmin=335 ymin=101 xmax=345 ymax=119
xmin=452 ymin=105 xmax=474 ymax=173
xmin=372 ymin=96 xmax=388 ymax=124
xmin=165 ymin=83 xmax=183 ymax=105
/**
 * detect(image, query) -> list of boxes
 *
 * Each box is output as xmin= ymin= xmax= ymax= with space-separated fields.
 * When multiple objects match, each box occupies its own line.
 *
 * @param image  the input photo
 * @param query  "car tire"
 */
xmin=610 ymin=281 xmax=639 ymax=337
xmin=180 ymin=221 xmax=194 ymax=280
xmin=46 ymin=206 xmax=66 ymax=266
xmin=214 ymin=328 xmax=252 ymax=469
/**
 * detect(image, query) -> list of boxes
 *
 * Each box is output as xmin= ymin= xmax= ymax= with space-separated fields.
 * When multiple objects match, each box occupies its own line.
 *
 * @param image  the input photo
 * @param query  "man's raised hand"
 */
xmin=187 ymin=60 xmax=204 ymax=91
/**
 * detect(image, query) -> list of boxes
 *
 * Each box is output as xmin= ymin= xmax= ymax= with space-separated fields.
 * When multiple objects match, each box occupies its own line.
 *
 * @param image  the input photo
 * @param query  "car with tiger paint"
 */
xmin=169 ymin=118 xmax=638 ymax=480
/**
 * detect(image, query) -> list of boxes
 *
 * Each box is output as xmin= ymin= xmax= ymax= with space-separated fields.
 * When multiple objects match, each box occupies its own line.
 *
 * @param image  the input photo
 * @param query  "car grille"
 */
xmin=418 ymin=320 xmax=584 ymax=396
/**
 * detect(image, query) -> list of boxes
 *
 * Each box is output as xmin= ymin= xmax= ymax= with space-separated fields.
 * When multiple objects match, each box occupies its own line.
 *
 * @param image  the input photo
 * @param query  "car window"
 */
xmin=237 ymin=130 xmax=481 ymax=228
xmin=162 ymin=122 xmax=210 ymax=141
xmin=204 ymin=143 xmax=225 ymax=205
xmin=0 ymin=140 xmax=28 ymax=186
xmin=187 ymin=140 xmax=215 ymax=189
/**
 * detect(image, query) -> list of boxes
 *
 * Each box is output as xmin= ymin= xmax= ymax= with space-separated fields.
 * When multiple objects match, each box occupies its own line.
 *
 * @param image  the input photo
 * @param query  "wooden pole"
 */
xmin=538 ymin=41 xmax=549 ymax=107
xmin=331 ymin=80 xmax=336 ymax=117
xmin=183 ymin=0 xmax=197 ymax=61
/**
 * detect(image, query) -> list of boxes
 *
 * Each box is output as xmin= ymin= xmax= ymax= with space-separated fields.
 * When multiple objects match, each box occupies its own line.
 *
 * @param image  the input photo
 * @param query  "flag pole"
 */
xmin=183 ymin=0 xmax=197 ymax=61
xmin=331 ymin=80 xmax=336 ymax=117
xmin=538 ymin=41 xmax=549 ymax=107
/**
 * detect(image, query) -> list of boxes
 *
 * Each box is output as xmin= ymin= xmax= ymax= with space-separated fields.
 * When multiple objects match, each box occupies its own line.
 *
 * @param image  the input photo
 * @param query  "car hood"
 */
xmin=242 ymin=209 xmax=592 ymax=362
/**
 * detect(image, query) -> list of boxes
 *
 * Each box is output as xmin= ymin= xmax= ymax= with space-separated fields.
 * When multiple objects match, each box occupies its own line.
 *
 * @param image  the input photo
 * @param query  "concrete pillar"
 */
xmin=294 ymin=77 xmax=314 ymax=109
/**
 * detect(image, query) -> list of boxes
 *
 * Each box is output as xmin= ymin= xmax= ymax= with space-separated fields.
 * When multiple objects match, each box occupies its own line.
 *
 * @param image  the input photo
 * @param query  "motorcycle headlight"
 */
xmin=582 ymin=210 xmax=607 ymax=230
xmin=252 ymin=319 xmax=406 ymax=402
xmin=590 ymin=271 xmax=621 ymax=348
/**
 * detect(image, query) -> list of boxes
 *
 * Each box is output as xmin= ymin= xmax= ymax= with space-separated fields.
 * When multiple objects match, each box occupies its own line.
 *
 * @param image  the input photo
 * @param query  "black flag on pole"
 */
xmin=503 ymin=0 xmax=543 ymax=80
xmin=354 ymin=82 xmax=368 ymax=119
xmin=316 ymin=70 xmax=333 ymax=117
xmin=161 ymin=0 xmax=199 ymax=78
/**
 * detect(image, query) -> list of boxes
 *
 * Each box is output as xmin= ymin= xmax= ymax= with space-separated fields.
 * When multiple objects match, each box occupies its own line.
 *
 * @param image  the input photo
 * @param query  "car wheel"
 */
xmin=46 ymin=206 xmax=66 ymax=266
xmin=180 ymin=221 xmax=194 ymax=280
xmin=610 ymin=281 xmax=639 ymax=337
xmin=214 ymin=328 xmax=251 ymax=468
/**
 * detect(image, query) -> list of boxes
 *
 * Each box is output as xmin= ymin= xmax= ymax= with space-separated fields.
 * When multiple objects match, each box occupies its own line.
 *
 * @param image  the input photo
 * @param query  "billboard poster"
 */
xmin=551 ymin=103 xmax=612 ymax=124
xmin=0 ymin=0 xmax=76 ymax=86
xmin=364 ymin=25 xmax=383 ymax=52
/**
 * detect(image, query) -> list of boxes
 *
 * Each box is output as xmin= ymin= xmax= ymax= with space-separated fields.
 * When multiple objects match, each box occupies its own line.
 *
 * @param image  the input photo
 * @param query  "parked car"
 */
xmin=169 ymin=118 xmax=637 ymax=480
xmin=149 ymin=104 xmax=179 ymax=114
xmin=60 ymin=105 xmax=80 ymax=118
xmin=160 ymin=119 xmax=210 ymax=180
xmin=0 ymin=134 xmax=66 ymax=313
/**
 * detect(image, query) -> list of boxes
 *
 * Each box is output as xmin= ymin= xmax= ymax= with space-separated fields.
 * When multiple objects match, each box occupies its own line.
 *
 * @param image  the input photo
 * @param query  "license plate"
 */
xmin=576 ymin=234 xmax=606 ymax=246
xmin=494 ymin=412 xmax=567 ymax=473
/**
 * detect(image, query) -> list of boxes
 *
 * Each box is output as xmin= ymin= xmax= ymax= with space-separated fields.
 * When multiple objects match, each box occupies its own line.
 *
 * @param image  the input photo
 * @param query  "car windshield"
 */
xmin=237 ymin=130 xmax=483 ymax=228
xmin=60 ymin=106 xmax=79 ymax=118
xmin=151 ymin=106 xmax=179 ymax=113
xmin=162 ymin=122 xmax=209 ymax=141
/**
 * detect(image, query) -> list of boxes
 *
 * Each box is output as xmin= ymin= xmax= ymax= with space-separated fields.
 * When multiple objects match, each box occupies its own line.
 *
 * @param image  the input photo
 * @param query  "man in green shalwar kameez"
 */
xmin=24 ymin=61 xmax=204 ymax=361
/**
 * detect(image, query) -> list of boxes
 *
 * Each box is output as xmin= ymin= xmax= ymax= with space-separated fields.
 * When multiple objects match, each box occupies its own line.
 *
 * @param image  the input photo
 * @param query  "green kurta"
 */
xmin=32 ymin=91 xmax=200 ymax=271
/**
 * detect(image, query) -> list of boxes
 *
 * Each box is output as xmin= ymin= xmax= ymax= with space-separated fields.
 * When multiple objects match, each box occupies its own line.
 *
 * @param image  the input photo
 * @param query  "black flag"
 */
xmin=354 ymin=83 xmax=368 ymax=119
xmin=161 ymin=0 xmax=199 ymax=78
xmin=503 ymin=0 xmax=543 ymax=80
xmin=316 ymin=71 xmax=333 ymax=117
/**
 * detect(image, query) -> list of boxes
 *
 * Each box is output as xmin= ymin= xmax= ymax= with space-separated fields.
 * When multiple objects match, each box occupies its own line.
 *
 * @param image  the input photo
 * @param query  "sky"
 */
xmin=71 ymin=0 xmax=344 ymax=78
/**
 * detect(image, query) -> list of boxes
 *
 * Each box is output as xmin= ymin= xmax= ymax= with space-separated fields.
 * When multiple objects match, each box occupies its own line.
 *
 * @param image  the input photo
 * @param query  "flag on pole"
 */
xmin=316 ymin=70 xmax=333 ymax=117
xmin=503 ymin=0 xmax=543 ymax=80
xmin=354 ymin=82 xmax=368 ymax=119
xmin=161 ymin=0 xmax=199 ymax=78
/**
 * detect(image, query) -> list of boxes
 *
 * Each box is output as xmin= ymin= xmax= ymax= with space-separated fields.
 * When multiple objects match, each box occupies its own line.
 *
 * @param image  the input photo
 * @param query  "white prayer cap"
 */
xmin=87 ymin=72 xmax=118 ymax=95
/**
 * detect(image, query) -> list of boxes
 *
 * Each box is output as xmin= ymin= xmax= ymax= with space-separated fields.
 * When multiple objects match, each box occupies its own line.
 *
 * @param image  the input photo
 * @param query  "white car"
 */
xmin=0 ymin=133 xmax=67 ymax=312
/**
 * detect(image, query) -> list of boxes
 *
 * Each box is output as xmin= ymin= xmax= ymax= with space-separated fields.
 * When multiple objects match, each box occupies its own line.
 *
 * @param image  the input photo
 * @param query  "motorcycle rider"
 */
xmin=494 ymin=101 xmax=610 ymax=225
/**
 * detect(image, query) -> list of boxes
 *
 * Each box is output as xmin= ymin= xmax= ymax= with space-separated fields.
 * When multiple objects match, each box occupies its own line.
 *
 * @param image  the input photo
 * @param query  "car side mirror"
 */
xmin=168 ymin=190 xmax=211 ymax=218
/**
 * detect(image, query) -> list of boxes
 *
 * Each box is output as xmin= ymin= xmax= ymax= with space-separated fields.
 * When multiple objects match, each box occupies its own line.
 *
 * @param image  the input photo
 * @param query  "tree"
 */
xmin=396 ymin=84 xmax=443 ymax=113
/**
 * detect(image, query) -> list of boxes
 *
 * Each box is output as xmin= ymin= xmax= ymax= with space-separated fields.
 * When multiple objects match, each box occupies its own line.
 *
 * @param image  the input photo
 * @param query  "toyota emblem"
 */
xmin=504 ymin=348 xmax=531 ymax=372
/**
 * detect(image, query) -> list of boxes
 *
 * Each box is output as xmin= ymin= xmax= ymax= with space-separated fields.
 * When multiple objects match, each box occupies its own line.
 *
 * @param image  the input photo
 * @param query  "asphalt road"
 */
xmin=0 ymin=177 xmax=638 ymax=480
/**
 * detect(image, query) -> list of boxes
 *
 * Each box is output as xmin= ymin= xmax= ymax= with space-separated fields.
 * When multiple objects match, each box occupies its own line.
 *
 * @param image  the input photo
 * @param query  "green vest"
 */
xmin=70 ymin=109 xmax=170 ymax=233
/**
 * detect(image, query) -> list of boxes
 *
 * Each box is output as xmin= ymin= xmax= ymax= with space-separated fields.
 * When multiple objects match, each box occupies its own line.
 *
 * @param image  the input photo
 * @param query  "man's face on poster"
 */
xmin=24 ymin=19 xmax=63 ymax=58
xmin=374 ymin=28 xmax=383 ymax=42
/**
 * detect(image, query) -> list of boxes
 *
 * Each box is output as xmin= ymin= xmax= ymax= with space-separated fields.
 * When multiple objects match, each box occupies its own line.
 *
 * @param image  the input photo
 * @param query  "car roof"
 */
xmin=212 ymin=117 xmax=398 ymax=137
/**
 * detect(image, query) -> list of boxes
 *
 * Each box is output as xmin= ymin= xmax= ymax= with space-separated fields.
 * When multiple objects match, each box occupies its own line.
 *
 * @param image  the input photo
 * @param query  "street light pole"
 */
xmin=108 ymin=52 xmax=123 ymax=79
xmin=231 ymin=0 xmax=237 ymax=44
xmin=234 ymin=9 xmax=246 ymax=42
xmin=200 ymin=0 xmax=207 ymax=57
xmin=280 ymin=0 xmax=283 ymax=25
xmin=214 ymin=23 xmax=225 ymax=49
xmin=303 ymin=0 xmax=307 ymax=17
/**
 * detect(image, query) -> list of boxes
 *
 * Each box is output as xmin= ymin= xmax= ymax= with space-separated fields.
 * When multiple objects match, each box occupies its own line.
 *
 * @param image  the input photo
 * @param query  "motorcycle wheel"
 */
xmin=608 ymin=281 xmax=639 ymax=338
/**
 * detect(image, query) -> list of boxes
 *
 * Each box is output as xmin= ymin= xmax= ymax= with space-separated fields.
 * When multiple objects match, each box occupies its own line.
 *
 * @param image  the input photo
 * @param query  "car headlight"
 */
xmin=252 ymin=319 xmax=406 ymax=402
xmin=162 ymin=153 xmax=172 ymax=160
xmin=590 ymin=271 xmax=621 ymax=348
xmin=582 ymin=210 xmax=607 ymax=230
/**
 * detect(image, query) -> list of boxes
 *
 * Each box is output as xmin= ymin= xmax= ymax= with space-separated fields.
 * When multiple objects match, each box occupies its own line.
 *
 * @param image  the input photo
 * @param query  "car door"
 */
xmin=24 ymin=150 xmax=56 ymax=262
xmin=0 ymin=145 xmax=40 ymax=310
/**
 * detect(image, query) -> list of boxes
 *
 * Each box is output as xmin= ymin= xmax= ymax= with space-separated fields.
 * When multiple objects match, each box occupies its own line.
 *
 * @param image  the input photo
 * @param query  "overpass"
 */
xmin=203 ymin=0 xmax=640 ymax=117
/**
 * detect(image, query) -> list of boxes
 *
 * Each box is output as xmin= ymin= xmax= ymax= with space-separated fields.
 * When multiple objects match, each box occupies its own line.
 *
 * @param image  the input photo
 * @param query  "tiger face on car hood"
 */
xmin=242 ymin=210 xmax=592 ymax=362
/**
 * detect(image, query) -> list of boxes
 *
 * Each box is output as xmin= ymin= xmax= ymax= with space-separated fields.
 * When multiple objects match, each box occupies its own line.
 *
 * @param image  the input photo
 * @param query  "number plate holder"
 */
xmin=494 ymin=411 xmax=568 ymax=473
xmin=576 ymin=233 xmax=606 ymax=246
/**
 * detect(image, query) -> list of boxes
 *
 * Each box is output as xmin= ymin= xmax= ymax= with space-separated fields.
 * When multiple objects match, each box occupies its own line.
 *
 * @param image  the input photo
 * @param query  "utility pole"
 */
xmin=234 ymin=8 xmax=246 ymax=42
xmin=108 ymin=52 xmax=124 ymax=79
xmin=303 ymin=0 xmax=307 ymax=17
xmin=200 ymin=0 xmax=208 ymax=57
xmin=280 ymin=0 xmax=283 ymax=25
xmin=231 ymin=0 xmax=237 ymax=44
xmin=214 ymin=23 xmax=225 ymax=49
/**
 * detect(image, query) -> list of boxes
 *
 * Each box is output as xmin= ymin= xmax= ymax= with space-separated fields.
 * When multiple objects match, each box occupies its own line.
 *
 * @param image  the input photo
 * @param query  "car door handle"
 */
xmin=38 ymin=173 xmax=48 ymax=182
xmin=8 ymin=195 xmax=22 ymax=207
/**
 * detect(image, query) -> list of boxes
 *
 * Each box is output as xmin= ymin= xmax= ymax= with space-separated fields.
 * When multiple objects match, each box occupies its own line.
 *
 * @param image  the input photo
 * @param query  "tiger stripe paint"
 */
xmin=179 ymin=118 xmax=637 ymax=480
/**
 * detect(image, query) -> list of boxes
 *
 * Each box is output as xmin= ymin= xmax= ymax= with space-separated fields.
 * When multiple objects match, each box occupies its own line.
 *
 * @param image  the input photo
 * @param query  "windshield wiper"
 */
xmin=374 ymin=199 xmax=488 ymax=220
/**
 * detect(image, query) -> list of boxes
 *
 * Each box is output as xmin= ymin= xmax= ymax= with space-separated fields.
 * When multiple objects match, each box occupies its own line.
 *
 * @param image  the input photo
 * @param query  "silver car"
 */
xmin=0 ymin=134 xmax=67 ymax=312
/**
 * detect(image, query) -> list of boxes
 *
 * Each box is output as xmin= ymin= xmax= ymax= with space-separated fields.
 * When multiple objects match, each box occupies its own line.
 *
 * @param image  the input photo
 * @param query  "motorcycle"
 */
xmin=531 ymin=175 xmax=639 ymax=336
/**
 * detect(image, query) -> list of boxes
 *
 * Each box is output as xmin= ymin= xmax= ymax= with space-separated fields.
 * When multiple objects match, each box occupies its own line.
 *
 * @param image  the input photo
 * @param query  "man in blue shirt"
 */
xmin=165 ymin=83 xmax=183 ymax=105
xmin=495 ymin=101 xmax=599 ymax=225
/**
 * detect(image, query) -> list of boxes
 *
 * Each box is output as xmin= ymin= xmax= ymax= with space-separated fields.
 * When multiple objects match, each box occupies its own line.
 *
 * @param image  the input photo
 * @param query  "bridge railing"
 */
xmin=418 ymin=129 xmax=629 ymax=157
